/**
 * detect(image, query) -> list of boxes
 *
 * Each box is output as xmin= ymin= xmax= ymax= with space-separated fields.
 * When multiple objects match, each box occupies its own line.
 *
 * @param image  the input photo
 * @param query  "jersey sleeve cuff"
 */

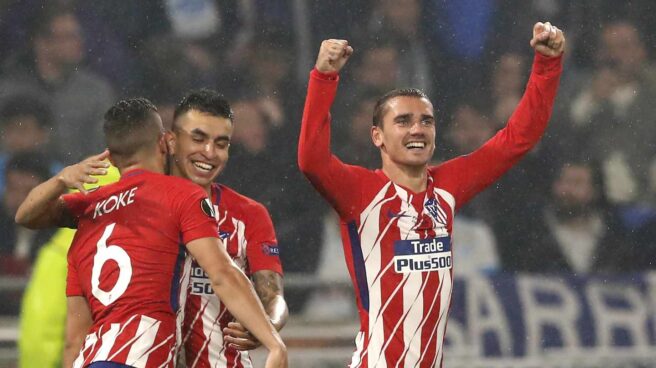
xmin=532 ymin=52 xmax=563 ymax=77
xmin=311 ymin=68 xmax=340 ymax=82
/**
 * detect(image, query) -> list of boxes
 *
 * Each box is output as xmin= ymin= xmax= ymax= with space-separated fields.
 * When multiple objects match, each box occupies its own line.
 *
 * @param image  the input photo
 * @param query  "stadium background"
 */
xmin=1 ymin=0 xmax=656 ymax=367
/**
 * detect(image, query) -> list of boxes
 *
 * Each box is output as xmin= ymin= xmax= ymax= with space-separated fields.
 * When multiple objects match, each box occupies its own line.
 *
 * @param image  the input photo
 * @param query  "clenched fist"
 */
xmin=530 ymin=22 xmax=565 ymax=57
xmin=315 ymin=39 xmax=354 ymax=74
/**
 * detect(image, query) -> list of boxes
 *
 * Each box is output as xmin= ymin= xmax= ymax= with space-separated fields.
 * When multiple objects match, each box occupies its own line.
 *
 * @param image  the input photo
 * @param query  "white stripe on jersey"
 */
xmin=135 ymin=334 xmax=174 ymax=368
xmin=191 ymin=297 xmax=227 ymax=368
xmin=433 ymin=270 xmax=453 ymax=365
xmin=396 ymin=273 xmax=442 ymax=368
xmin=74 ymin=332 xmax=99 ymax=368
xmin=359 ymin=184 xmax=392 ymax=368
xmin=358 ymin=182 xmax=393 ymax=235
xmin=182 ymin=297 xmax=210 ymax=349
xmin=93 ymin=323 xmax=120 ymax=361
xmin=434 ymin=189 xmax=455 ymax=216
xmin=176 ymin=255 xmax=193 ymax=351
xmin=397 ymin=191 xmax=425 ymax=368
xmin=233 ymin=217 xmax=247 ymax=259
xmin=368 ymin=272 xmax=412 ymax=366
xmin=125 ymin=315 xmax=161 ymax=367
xmin=350 ymin=331 xmax=365 ymax=368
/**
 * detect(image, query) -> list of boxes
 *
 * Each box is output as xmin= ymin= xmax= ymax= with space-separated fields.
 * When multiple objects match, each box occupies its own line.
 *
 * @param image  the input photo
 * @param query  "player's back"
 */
xmin=65 ymin=169 xmax=217 ymax=368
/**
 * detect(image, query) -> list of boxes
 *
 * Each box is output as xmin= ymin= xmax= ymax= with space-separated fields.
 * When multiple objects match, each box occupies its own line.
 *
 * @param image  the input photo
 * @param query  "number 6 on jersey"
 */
xmin=91 ymin=223 xmax=133 ymax=306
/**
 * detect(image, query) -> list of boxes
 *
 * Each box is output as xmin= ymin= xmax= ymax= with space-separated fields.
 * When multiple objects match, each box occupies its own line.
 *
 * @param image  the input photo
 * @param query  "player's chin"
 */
xmin=403 ymin=152 xmax=432 ymax=165
xmin=400 ymin=157 xmax=430 ymax=168
xmin=186 ymin=167 xmax=218 ymax=185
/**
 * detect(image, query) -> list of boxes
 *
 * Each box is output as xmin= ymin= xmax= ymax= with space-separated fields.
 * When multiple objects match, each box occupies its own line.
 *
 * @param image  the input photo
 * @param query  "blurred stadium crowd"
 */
xmin=1 ymin=0 xmax=656 ymax=346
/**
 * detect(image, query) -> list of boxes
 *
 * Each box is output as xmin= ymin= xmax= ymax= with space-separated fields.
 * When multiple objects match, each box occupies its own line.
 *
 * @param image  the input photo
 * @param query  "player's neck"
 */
xmin=118 ymin=154 xmax=165 ymax=176
xmin=381 ymin=161 xmax=428 ymax=193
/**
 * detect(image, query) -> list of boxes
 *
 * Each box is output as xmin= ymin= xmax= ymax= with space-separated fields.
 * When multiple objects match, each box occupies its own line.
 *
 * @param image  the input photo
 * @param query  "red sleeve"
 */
xmin=174 ymin=186 xmax=220 ymax=244
xmin=66 ymin=248 xmax=83 ymax=297
xmin=244 ymin=203 xmax=282 ymax=276
xmin=297 ymin=68 xmax=363 ymax=218
xmin=432 ymin=53 xmax=563 ymax=210
xmin=61 ymin=192 xmax=89 ymax=218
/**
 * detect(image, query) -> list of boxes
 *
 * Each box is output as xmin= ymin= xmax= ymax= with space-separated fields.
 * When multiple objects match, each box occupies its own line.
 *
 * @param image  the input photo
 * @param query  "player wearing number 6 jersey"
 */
xmin=15 ymin=99 xmax=287 ymax=368
xmin=298 ymin=23 xmax=565 ymax=367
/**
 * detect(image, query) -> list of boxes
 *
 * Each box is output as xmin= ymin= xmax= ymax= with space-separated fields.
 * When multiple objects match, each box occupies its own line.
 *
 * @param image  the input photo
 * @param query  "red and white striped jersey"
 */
xmin=182 ymin=183 xmax=282 ymax=368
xmin=299 ymin=54 xmax=563 ymax=367
xmin=64 ymin=169 xmax=218 ymax=368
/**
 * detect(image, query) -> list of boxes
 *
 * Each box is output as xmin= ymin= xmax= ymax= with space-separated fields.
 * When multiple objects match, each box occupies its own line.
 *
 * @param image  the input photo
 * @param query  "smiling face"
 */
xmin=372 ymin=96 xmax=436 ymax=169
xmin=168 ymin=109 xmax=233 ymax=188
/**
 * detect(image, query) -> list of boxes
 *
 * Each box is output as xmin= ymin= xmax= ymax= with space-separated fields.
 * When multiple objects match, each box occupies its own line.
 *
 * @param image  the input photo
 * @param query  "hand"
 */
xmin=223 ymin=322 xmax=261 ymax=351
xmin=56 ymin=150 xmax=111 ymax=194
xmin=530 ymin=22 xmax=565 ymax=57
xmin=315 ymin=39 xmax=354 ymax=74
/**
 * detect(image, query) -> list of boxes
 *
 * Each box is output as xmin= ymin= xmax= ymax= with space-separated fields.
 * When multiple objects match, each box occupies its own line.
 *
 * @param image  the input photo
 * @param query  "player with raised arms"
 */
xmin=15 ymin=98 xmax=287 ymax=368
xmin=298 ymin=22 xmax=565 ymax=367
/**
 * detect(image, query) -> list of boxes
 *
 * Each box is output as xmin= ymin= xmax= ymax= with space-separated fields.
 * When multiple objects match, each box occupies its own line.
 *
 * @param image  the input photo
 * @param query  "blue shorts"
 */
xmin=87 ymin=362 xmax=134 ymax=368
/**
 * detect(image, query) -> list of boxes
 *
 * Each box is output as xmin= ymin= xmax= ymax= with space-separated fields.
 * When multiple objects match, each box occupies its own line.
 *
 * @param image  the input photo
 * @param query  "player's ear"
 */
xmin=158 ymin=133 xmax=169 ymax=155
xmin=164 ymin=131 xmax=176 ymax=155
xmin=372 ymin=125 xmax=383 ymax=148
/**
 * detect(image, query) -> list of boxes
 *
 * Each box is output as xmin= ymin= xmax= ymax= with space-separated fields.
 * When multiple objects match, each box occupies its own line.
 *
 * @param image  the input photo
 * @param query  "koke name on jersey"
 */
xmin=93 ymin=187 xmax=138 ymax=219
xmin=394 ymin=236 xmax=453 ymax=273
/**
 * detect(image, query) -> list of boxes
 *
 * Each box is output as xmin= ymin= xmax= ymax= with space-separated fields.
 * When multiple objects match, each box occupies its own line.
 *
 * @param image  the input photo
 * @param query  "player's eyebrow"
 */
xmin=394 ymin=113 xmax=413 ymax=122
xmin=189 ymin=127 xmax=230 ymax=143
xmin=190 ymin=128 xmax=209 ymax=138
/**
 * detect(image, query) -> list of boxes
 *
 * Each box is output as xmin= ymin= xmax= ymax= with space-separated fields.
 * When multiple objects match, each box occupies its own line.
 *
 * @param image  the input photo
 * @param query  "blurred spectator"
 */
xmin=489 ymin=52 xmax=528 ymax=127
xmin=336 ymin=95 xmax=379 ymax=169
xmin=366 ymin=0 xmax=433 ymax=96
xmin=0 ymin=152 xmax=55 ymax=276
xmin=444 ymin=103 xmax=500 ymax=275
xmin=425 ymin=0 xmax=496 ymax=106
xmin=501 ymin=158 xmax=637 ymax=273
xmin=232 ymin=31 xmax=300 ymax=129
xmin=568 ymin=20 xmax=656 ymax=206
xmin=0 ymin=95 xmax=51 ymax=155
xmin=0 ymin=0 xmax=162 ymax=90
xmin=0 ymin=95 xmax=63 ymax=192
xmin=141 ymin=34 xmax=216 ymax=105
xmin=336 ymin=43 xmax=400 ymax=117
xmin=0 ymin=5 xmax=114 ymax=164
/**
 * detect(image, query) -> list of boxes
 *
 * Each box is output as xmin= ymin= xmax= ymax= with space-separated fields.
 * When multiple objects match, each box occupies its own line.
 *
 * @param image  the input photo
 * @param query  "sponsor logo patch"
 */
xmin=261 ymin=244 xmax=280 ymax=256
xmin=393 ymin=236 xmax=452 ymax=273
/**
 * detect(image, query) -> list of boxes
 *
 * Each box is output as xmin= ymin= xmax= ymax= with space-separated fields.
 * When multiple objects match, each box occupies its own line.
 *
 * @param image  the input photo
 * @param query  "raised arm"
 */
xmin=435 ymin=22 xmax=566 ymax=209
xmin=298 ymin=40 xmax=363 ymax=217
xmin=186 ymin=237 xmax=287 ymax=368
xmin=15 ymin=150 xmax=110 ymax=228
